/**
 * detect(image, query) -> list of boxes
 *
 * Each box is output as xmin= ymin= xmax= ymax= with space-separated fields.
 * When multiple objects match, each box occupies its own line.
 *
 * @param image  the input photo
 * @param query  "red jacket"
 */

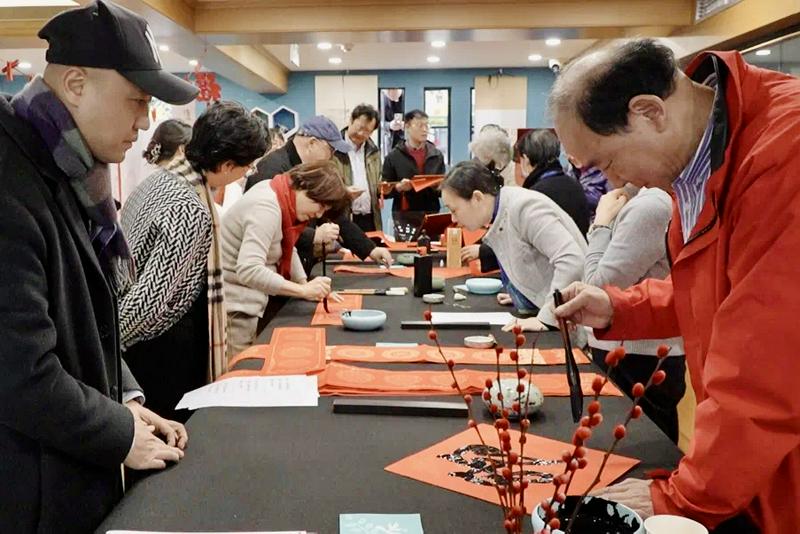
xmin=598 ymin=51 xmax=800 ymax=532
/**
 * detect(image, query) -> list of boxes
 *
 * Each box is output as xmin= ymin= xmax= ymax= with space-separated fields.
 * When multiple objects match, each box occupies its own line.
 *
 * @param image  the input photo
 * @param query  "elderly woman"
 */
xmin=470 ymin=124 xmax=515 ymax=185
xmin=442 ymin=160 xmax=586 ymax=331
xmin=119 ymin=101 xmax=266 ymax=422
xmin=221 ymin=161 xmax=350 ymax=357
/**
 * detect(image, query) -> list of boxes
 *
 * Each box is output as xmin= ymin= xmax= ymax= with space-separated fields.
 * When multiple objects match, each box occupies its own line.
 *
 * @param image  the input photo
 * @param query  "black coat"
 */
xmin=244 ymin=139 xmax=376 ymax=273
xmin=381 ymin=141 xmax=446 ymax=213
xmin=0 ymin=97 xmax=138 ymax=533
xmin=479 ymin=162 xmax=590 ymax=272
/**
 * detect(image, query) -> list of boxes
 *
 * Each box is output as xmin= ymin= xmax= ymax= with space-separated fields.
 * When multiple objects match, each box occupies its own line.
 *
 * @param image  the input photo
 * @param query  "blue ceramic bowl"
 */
xmin=341 ymin=309 xmax=387 ymax=331
xmin=465 ymin=277 xmax=504 ymax=295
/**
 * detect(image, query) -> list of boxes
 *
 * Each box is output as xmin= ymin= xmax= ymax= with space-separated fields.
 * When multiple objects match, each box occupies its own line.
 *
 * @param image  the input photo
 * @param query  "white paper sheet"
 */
xmin=108 ymin=531 xmax=306 ymax=534
xmin=430 ymin=312 xmax=514 ymax=326
xmin=175 ymin=376 xmax=319 ymax=410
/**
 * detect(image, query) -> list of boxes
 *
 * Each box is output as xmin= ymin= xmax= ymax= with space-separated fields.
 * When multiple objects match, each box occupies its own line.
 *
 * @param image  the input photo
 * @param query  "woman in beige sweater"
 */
xmin=221 ymin=161 xmax=350 ymax=357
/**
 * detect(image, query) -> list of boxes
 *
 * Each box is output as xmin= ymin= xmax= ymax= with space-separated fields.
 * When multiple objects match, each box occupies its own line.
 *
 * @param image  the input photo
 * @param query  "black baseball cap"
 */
xmin=38 ymin=0 xmax=198 ymax=105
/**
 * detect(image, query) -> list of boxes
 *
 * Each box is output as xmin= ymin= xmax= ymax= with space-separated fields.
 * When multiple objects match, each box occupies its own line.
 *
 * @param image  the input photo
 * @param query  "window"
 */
xmin=378 ymin=87 xmax=405 ymax=159
xmin=424 ymin=88 xmax=451 ymax=165
xmin=741 ymin=31 xmax=800 ymax=78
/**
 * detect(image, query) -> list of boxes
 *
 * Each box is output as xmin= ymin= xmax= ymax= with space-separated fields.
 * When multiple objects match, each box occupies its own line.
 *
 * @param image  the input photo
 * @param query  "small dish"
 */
xmin=432 ymin=277 xmax=445 ymax=290
xmin=453 ymin=284 xmax=469 ymax=294
xmin=464 ymin=335 xmax=495 ymax=349
xmin=465 ymin=278 xmax=504 ymax=295
xmin=644 ymin=516 xmax=708 ymax=534
xmin=422 ymin=293 xmax=445 ymax=304
xmin=396 ymin=253 xmax=418 ymax=266
xmin=340 ymin=309 xmax=387 ymax=331
xmin=484 ymin=377 xmax=543 ymax=418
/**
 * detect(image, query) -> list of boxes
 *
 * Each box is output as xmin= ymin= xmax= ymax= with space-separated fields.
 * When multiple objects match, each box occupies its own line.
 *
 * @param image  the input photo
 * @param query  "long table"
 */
xmin=98 ymin=266 xmax=683 ymax=533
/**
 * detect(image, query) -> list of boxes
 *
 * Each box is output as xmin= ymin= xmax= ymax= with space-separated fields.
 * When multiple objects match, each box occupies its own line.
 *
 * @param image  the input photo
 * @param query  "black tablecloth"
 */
xmin=98 ymin=267 xmax=683 ymax=534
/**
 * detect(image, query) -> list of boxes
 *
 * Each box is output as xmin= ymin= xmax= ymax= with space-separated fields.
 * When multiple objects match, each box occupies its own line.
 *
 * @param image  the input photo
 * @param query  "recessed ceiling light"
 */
xmin=545 ymin=37 xmax=562 ymax=47
xmin=528 ymin=54 xmax=542 ymax=62
xmin=427 ymin=55 xmax=441 ymax=63
xmin=18 ymin=62 xmax=32 ymax=70
xmin=329 ymin=57 xmax=342 ymax=65
xmin=159 ymin=44 xmax=169 ymax=52
xmin=431 ymin=40 xmax=446 ymax=48
xmin=188 ymin=59 xmax=198 ymax=67
xmin=755 ymin=49 xmax=771 ymax=56
xmin=317 ymin=42 xmax=333 ymax=50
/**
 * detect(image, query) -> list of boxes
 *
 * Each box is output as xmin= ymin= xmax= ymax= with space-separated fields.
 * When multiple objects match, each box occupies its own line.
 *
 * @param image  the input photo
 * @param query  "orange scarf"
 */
xmin=270 ymin=173 xmax=308 ymax=278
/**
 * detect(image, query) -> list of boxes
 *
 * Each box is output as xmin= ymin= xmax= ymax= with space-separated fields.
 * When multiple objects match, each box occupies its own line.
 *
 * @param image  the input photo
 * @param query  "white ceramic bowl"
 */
xmin=532 ymin=496 xmax=644 ymax=534
xmin=483 ymin=377 xmax=543 ymax=418
xmin=465 ymin=277 xmax=503 ymax=295
xmin=464 ymin=335 xmax=495 ymax=349
xmin=340 ymin=309 xmax=387 ymax=331
xmin=644 ymin=515 xmax=708 ymax=534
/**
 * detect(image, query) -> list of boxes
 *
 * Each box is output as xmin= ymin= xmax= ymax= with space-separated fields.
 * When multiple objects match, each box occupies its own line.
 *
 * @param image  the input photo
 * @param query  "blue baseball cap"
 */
xmin=297 ymin=115 xmax=351 ymax=153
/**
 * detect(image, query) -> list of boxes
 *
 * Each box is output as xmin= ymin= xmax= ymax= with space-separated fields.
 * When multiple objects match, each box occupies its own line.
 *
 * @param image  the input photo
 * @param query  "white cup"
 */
xmin=644 ymin=515 xmax=709 ymax=534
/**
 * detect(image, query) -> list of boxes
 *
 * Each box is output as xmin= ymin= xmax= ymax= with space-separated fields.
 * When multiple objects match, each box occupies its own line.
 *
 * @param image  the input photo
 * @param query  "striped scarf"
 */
xmin=166 ymin=156 xmax=227 ymax=381
xmin=11 ymin=75 xmax=134 ymax=293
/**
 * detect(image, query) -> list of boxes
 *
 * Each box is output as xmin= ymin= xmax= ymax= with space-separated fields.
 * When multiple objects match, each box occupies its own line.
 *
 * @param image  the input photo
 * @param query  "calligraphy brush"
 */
xmin=321 ymin=241 xmax=329 ymax=313
xmin=553 ymin=289 xmax=583 ymax=423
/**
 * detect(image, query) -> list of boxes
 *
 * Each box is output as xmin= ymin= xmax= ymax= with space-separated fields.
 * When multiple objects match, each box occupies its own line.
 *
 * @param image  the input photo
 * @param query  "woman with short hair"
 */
xmin=221 ymin=161 xmax=350 ymax=357
xmin=119 ymin=101 xmax=266 ymax=422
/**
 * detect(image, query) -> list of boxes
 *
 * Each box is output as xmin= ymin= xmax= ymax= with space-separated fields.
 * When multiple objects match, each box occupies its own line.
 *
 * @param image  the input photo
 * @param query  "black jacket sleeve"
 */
xmin=479 ymin=242 xmax=500 ymax=273
xmin=0 ymin=197 xmax=134 ymax=468
xmin=381 ymin=154 xmax=400 ymax=200
xmin=338 ymin=215 xmax=376 ymax=259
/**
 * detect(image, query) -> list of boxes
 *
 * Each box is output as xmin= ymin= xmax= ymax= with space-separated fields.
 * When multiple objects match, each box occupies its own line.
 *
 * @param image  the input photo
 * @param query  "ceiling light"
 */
xmin=427 ymin=55 xmax=441 ymax=64
xmin=159 ymin=44 xmax=169 ymax=52
xmin=317 ymin=42 xmax=333 ymax=50
xmin=188 ymin=59 xmax=198 ymax=67
xmin=329 ymin=57 xmax=342 ymax=65
xmin=18 ymin=62 xmax=32 ymax=70
xmin=528 ymin=54 xmax=542 ymax=62
xmin=431 ymin=40 xmax=446 ymax=48
xmin=755 ymin=49 xmax=771 ymax=56
xmin=545 ymin=37 xmax=561 ymax=47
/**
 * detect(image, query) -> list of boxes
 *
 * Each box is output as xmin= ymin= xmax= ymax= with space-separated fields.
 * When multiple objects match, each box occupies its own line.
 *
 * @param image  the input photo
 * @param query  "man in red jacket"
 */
xmin=551 ymin=38 xmax=800 ymax=533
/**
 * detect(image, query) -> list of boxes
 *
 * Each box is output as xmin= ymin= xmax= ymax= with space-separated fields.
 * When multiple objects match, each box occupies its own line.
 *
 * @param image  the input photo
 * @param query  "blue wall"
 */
xmin=0 ymin=77 xmax=35 ymax=95
xmin=210 ymin=68 xmax=556 ymax=164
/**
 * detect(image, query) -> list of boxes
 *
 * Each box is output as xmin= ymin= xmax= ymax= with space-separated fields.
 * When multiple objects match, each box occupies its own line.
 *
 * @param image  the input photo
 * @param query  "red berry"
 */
xmin=447 ymin=359 xmax=455 ymax=368
xmin=516 ymin=334 xmax=526 ymax=346
xmin=485 ymin=378 xmax=494 ymax=388
xmin=592 ymin=376 xmax=605 ymax=394
xmin=656 ymin=344 xmax=671 ymax=358
xmin=517 ymin=368 xmax=527 ymax=379
xmin=590 ymin=413 xmax=603 ymax=427
xmin=423 ymin=310 xmax=432 ymax=321
xmin=574 ymin=446 xmax=587 ymax=459
xmin=512 ymin=324 xmax=522 ymax=335
xmin=450 ymin=381 xmax=457 ymax=389
xmin=520 ymin=418 xmax=530 ymax=430
xmin=518 ymin=435 xmax=527 ymax=445
xmin=463 ymin=394 xmax=473 ymax=404
xmin=588 ymin=400 xmax=601 ymax=415
xmin=502 ymin=467 xmax=513 ymax=479
xmin=509 ymin=350 xmax=518 ymax=361
xmin=521 ymin=481 xmax=529 ymax=490
xmin=489 ymin=404 xmax=498 ymax=414
xmin=498 ymin=486 xmax=508 ymax=497
xmin=614 ymin=424 xmax=627 ymax=440
xmin=512 ymin=505 xmax=523 ymax=517
xmin=495 ymin=346 xmax=504 ymax=356
xmin=555 ymin=492 xmax=566 ymax=503
xmin=561 ymin=450 xmax=572 ymax=462
xmin=503 ymin=519 xmax=512 ymax=530
xmin=577 ymin=458 xmax=589 ymax=469
xmin=540 ymin=499 xmax=551 ymax=512
xmin=549 ymin=518 xmax=561 ymax=530
xmin=568 ymin=459 xmax=579 ymax=471
xmin=512 ymin=402 xmax=521 ymax=412
xmin=500 ymin=430 xmax=511 ymax=442
xmin=427 ymin=330 xmax=438 ymax=341
xmin=483 ymin=391 xmax=491 ymax=401
xmin=632 ymin=382 xmax=645 ymax=398
xmin=497 ymin=392 xmax=504 ymax=401
xmin=604 ymin=351 xmax=620 ymax=367
xmin=652 ymin=370 xmax=667 ymax=386
xmin=501 ymin=409 xmax=510 ymax=418
xmin=630 ymin=405 xmax=643 ymax=419
xmin=496 ymin=418 xmax=510 ymax=430
xmin=516 ymin=383 xmax=525 ymax=393
xmin=576 ymin=426 xmax=592 ymax=441
xmin=508 ymin=452 xmax=519 ymax=465
xmin=468 ymin=419 xmax=477 ymax=428
xmin=580 ymin=416 xmax=591 ymax=427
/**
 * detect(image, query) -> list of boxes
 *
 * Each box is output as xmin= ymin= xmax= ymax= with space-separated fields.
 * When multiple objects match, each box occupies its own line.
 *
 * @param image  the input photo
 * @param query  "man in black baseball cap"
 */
xmin=39 ymin=0 xmax=198 ymax=105
xmin=0 ymin=2 xmax=194 ymax=533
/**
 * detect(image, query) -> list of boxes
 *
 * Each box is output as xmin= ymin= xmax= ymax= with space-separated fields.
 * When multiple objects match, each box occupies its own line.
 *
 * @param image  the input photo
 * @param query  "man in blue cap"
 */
xmin=0 ymin=2 xmax=198 ymax=532
xmin=247 ymin=115 xmax=393 ymax=276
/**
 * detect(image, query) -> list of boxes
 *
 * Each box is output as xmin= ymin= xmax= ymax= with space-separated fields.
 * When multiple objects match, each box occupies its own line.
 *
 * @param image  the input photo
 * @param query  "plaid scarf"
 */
xmin=166 ymin=156 xmax=227 ymax=381
xmin=11 ymin=75 xmax=134 ymax=293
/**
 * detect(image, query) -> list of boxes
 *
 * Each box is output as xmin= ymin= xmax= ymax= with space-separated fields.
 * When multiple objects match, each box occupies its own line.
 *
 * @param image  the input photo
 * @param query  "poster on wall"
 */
xmin=315 ymin=75 xmax=378 ymax=135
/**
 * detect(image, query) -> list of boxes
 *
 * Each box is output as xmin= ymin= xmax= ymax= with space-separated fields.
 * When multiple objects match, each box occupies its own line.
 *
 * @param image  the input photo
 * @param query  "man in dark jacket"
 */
xmin=0 ymin=3 xmax=193 ymax=532
xmin=246 ymin=115 xmax=392 ymax=273
xmin=381 ymin=109 xmax=446 ymax=231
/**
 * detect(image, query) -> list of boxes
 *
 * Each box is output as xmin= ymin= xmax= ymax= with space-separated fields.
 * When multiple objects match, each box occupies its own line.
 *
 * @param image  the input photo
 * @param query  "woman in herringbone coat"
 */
xmin=119 ymin=102 xmax=266 ymax=422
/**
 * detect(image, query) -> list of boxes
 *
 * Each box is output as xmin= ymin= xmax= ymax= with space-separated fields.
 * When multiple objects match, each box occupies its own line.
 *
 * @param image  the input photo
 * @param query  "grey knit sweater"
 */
xmin=584 ymin=187 xmax=684 ymax=356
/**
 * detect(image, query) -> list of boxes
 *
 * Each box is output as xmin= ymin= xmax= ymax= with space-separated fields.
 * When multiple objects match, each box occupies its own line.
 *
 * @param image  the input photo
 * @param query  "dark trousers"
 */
xmin=352 ymin=213 xmax=376 ymax=232
xmin=591 ymin=348 xmax=686 ymax=444
xmin=123 ymin=287 xmax=209 ymax=424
